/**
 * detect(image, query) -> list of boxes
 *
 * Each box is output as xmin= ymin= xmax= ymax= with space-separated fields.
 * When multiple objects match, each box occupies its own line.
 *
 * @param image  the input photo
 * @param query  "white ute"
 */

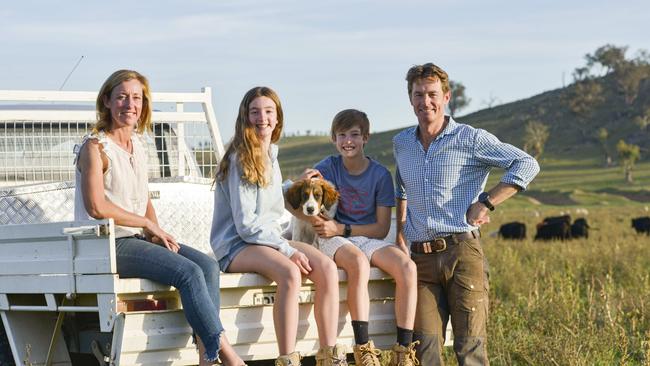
xmin=0 ymin=88 xmax=432 ymax=365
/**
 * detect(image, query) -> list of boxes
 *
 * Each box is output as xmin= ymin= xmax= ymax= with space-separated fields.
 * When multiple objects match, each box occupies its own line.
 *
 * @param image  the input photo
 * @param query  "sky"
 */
xmin=1 ymin=0 xmax=649 ymax=141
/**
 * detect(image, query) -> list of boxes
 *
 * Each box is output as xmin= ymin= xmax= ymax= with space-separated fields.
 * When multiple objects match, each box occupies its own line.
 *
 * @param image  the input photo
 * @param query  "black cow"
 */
xmin=542 ymin=215 xmax=571 ymax=225
xmin=632 ymin=216 xmax=650 ymax=235
xmin=499 ymin=222 xmax=526 ymax=239
xmin=571 ymin=218 xmax=590 ymax=239
xmin=535 ymin=215 xmax=572 ymax=241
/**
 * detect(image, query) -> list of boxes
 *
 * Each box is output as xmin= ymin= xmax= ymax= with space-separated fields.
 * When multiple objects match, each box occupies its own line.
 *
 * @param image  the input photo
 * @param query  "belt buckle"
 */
xmin=434 ymin=238 xmax=447 ymax=252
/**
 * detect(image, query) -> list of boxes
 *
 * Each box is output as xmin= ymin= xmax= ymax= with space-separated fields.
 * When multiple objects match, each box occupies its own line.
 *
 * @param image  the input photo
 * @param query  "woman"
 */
xmin=210 ymin=87 xmax=347 ymax=366
xmin=74 ymin=69 xmax=244 ymax=366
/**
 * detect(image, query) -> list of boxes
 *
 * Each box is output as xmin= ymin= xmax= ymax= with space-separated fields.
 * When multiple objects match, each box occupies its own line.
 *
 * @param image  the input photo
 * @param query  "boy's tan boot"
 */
xmin=388 ymin=341 xmax=420 ymax=366
xmin=275 ymin=351 xmax=301 ymax=366
xmin=315 ymin=343 xmax=348 ymax=366
xmin=352 ymin=340 xmax=381 ymax=366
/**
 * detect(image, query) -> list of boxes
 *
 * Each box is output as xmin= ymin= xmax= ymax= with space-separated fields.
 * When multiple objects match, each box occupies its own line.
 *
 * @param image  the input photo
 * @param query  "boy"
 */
xmin=307 ymin=109 xmax=418 ymax=366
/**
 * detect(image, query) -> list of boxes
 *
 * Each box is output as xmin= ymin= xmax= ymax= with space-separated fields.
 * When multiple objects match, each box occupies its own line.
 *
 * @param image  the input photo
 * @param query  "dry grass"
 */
xmin=468 ymin=206 xmax=650 ymax=366
xmin=380 ymin=206 xmax=650 ymax=366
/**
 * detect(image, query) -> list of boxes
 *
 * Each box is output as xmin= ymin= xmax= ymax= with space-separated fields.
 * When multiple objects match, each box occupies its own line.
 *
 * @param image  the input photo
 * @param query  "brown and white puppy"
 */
xmin=285 ymin=178 xmax=339 ymax=245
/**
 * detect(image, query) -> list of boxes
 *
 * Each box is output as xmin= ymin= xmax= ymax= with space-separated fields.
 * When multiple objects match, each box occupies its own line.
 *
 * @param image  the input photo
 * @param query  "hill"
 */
xmin=459 ymin=73 xmax=650 ymax=160
xmin=278 ymin=70 xmax=650 ymax=208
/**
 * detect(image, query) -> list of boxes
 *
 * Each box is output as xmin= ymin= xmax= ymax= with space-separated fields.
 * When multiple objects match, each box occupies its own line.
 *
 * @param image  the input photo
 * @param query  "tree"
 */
xmin=596 ymin=127 xmax=611 ymax=167
xmin=568 ymin=79 xmax=604 ymax=117
xmin=578 ymin=44 xmax=650 ymax=106
xmin=585 ymin=44 xmax=628 ymax=75
xmin=523 ymin=120 xmax=549 ymax=159
xmin=448 ymin=80 xmax=471 ymax=116
xmin=572 ymin=66 xmax=591 ymax=82
xmin=616 ymin=140 xmax=640 ymax=183
xmin=634 ymin=107 xmax=650 ymax=132
xmin=482 ymin=93 xmax=501 ymax=109
xmin=616 ymin=57 xmax=650 ymax=105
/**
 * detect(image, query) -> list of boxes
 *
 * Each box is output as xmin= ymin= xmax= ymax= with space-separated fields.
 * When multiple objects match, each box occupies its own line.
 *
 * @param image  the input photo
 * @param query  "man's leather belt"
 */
xmin=410 ymin=230 xmax=481 ymax=254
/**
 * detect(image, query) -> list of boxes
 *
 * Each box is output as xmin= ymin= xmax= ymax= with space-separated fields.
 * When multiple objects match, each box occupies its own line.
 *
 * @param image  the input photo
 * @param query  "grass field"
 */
xmin=364 ymin=204 xmax=650 ymax=366
xmin=469 ymin=205 xmax=650 ymax=366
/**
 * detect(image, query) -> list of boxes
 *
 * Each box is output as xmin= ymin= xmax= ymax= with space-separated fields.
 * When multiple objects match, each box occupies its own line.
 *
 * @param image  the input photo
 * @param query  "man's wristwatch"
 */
xmin=478 ymin=192 xmax=495 ymax=211
xmin=343 ymin=224 xmax=352 ymax=237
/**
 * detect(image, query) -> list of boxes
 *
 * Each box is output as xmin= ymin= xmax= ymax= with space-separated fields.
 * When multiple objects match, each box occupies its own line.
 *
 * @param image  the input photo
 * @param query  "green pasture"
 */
xmin=493 ymin=158 xmax=650 ymax=210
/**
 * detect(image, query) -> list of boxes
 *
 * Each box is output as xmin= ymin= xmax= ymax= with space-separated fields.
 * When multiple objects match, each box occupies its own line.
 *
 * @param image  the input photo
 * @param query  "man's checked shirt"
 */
xmin=393 ymin=116 xmax=540 ymax=242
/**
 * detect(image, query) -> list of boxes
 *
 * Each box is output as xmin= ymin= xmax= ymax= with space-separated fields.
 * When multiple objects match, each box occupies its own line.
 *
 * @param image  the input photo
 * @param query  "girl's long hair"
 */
xmin=93 ymin=69 xmax=152 ymax=134
xmin=217 ymin=86 xmax=283 ymax=187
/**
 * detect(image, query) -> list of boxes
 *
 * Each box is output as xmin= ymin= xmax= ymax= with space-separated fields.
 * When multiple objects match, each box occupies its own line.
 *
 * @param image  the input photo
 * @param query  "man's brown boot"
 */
xmin=315 ymin=343 xmax=348 ymax=366
xmin=389 ymin=341 xmax=420 ymax=366
xmin=352 ymin=340 xmax=381 ymax=366
xmin=275 ymin=351 xmax=301 ymax=366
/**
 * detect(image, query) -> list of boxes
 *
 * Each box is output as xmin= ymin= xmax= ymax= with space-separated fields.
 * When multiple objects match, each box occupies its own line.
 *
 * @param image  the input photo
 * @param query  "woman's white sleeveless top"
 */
xmin=74 ymin=132 xmax=149 ymax=238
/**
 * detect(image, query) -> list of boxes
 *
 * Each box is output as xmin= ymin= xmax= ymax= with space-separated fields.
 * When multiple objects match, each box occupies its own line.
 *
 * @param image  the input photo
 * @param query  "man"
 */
xmin=393 ymin=63 xmax=539 ymax=365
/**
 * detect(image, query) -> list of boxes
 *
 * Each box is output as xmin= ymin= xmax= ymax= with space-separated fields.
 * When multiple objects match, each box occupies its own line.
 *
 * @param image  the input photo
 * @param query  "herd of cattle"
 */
xmin=498 ymin=215 xmax=650 ymax=240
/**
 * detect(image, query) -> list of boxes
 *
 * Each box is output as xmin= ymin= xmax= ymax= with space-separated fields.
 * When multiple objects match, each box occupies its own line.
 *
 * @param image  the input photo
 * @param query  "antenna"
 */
xmin=59 ymin=55 xmax=85 ymax=90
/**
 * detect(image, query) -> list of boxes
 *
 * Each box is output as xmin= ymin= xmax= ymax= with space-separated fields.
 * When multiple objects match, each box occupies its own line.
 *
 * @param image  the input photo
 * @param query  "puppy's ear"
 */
xmin=285 ymin=180 xmax=304 ymax=210
xmin=322 ymin=181 xmax=340 ymax=210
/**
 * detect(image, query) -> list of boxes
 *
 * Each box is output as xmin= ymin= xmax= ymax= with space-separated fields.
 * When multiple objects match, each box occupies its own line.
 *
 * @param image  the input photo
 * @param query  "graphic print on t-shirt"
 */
xmin=338 ymin=186 xmax=370 ymax=216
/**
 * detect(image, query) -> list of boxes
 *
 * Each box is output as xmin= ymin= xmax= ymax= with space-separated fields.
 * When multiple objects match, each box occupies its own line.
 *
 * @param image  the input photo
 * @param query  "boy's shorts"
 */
xmin=317 ymin=235 xmax=393 ymax=261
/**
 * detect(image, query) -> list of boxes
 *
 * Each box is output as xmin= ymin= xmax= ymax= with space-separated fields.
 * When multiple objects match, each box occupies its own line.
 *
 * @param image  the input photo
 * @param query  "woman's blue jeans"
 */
xmin=115 ymin=236 xmax=223 ymax=362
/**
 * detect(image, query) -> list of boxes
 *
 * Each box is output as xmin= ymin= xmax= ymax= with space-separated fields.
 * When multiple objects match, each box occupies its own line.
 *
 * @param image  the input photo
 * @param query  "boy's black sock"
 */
xmin=396 ymin=326 xmax=414 ymax=346
xmin=352 ymin=320 xmax=369 ymax=345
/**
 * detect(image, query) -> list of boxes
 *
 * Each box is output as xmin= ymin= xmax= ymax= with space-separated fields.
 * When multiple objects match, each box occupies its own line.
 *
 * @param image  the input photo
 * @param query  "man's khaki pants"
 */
xmin=411 ymin=237 xmax=490 ymax=366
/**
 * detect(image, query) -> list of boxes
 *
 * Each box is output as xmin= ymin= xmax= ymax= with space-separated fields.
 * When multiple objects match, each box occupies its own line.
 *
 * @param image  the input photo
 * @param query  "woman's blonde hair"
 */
xmin=93 ymin=69 xmax=152 ymax=135
xmin=217 ymin=86 xmax=284 ymax=187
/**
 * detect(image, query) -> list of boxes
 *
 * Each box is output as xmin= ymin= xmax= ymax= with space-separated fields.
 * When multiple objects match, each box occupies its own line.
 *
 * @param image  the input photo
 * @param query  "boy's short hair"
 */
xmin=330 ymin=109 xmax=370 ymax=140
xmin=405 ymin=63 xmax=450 ymax=98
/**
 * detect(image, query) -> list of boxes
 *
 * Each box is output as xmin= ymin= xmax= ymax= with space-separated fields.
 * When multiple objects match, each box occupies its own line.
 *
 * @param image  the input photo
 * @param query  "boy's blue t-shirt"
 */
xmin=314 ymin=155 xmax=395 ymax=225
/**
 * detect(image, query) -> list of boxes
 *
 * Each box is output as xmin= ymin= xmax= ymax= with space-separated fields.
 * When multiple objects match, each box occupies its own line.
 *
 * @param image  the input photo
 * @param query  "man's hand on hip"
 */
xmin=466 ymin=202 xmax=491 ymax=226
